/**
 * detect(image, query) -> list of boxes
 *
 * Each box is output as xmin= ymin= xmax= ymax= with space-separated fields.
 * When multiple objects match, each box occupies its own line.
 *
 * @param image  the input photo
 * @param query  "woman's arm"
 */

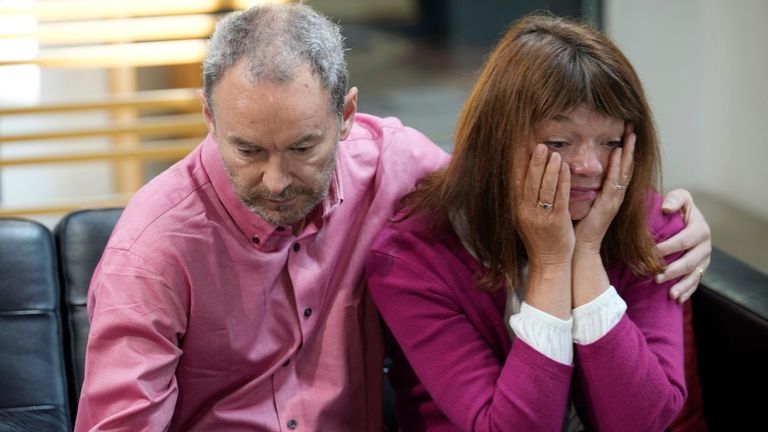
xmin=571 ymin=126 xmax=635 ymax=307
xmin=367 ymin=235 xmax=573 ymax=431
xmin=574 ymin=201 xmax=687 ymax=431
xmin=568 ymin=130 xmax=685 ymax=430
xmin=513 ymin=144 xmax=575 ymax=319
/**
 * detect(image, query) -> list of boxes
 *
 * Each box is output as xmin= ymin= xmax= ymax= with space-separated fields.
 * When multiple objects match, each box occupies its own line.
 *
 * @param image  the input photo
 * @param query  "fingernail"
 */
xmin=662 ymin=199 xmax=673 ymax=208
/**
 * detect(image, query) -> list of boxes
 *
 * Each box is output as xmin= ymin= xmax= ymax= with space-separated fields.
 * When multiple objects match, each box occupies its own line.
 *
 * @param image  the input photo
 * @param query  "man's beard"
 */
xmin=229 ymin=146 xmax=337 ymax=226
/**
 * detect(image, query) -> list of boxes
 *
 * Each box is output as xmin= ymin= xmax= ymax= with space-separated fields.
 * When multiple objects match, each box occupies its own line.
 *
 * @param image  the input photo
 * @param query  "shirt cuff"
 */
xmin=509 ymin=302 xmax=573 ymax=365
xmin=572 ymin=285 xmax=627 ymax=345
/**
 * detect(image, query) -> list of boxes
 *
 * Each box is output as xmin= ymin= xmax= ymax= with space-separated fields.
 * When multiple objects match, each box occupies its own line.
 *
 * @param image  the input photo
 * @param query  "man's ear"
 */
xmin=338 ymin=87 xmax=358 ymax=140
xmin=198 ymin=89 xmax=215 ymax=136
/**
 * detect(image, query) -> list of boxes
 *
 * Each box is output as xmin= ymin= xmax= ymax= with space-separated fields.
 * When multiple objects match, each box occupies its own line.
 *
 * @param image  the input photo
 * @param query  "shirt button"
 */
xmin=287 ymin=419 xmax=298 ymax=429
xmin=252 ymin=235 xmax=260 ymax=244
xmin=293 ymin=243 xmax=301 ymax=252
xmin=303 ymin=307 xmax=312 ymax=318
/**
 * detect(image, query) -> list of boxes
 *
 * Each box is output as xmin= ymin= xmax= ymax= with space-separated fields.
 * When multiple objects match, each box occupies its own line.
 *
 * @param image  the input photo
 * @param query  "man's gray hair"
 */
xmin=203 ymin=3 xmax=348 ymax=119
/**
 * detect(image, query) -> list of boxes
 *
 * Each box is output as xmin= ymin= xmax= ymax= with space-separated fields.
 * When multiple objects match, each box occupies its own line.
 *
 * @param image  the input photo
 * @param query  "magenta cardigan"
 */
xmin=366 ymin=192 xmax=687 ymax=431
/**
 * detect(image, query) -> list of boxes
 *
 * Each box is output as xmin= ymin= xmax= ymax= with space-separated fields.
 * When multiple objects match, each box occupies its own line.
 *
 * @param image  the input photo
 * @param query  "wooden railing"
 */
xmin=0 ymin=0 xmax=288 ymax=218
xmin=0 ymin=89 xmax=205 ymax=216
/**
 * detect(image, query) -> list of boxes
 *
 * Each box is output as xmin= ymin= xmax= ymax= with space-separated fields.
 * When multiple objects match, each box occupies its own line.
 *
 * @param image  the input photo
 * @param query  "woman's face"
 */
xmin=532 ymin=106 xmax=626 ymax=221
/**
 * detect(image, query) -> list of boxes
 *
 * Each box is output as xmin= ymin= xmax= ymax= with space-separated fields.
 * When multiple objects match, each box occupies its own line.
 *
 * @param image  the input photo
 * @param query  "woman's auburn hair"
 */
xmin=403 ymin=13 xmax=664 ymax=290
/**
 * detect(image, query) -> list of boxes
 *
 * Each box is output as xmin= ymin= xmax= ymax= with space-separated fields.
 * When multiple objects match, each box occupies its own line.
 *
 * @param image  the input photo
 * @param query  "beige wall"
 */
xmin=605 ymin=0 xmax=768 ymax=220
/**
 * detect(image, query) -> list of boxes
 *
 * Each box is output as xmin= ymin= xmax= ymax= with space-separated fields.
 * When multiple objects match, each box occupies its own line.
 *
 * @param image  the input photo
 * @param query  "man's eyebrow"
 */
xmin=228 ymin=135 xmax=259 ymax=148
xmin=291 ymin=130 xmax=324 ymax=146
xmin=226 ymin=130 xmax=325 ymax=148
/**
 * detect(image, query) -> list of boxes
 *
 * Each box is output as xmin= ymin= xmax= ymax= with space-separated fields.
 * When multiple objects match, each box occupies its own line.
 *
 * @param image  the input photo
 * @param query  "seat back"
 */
xmin=0 ymin=218 xmax=70 ymax=431
xmin=692 ymin=248 xmax=768 ymax=430
xmin=53 ymin=208 xmax=123 ymax=418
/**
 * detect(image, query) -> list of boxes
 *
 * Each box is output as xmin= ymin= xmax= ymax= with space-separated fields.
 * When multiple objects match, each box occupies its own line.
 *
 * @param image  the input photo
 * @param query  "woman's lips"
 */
xmin=569 ymin=188 xmax=599 ymax=202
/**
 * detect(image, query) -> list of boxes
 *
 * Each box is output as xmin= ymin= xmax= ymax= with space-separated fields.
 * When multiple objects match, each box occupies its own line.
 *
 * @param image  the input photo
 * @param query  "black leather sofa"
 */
xmin=0 ymin=210 xmax=766 ymax=431
xmin=0 ymin=219 xmax=71 ymax=432
xmin=53 ymin=208 xmax=123 ymax=420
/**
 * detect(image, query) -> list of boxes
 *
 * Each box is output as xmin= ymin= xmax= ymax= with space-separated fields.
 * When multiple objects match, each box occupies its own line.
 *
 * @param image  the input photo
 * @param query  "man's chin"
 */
xmin=250 ymin=202 xmax=316 ymax=226
xmin=252 ymin=208 xmax=298 ymax=225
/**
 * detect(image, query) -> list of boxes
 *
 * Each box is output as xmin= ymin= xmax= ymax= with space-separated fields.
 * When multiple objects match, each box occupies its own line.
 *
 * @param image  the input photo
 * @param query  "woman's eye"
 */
xmin=544 ymin=141 xmax=567 ymax=150
xmin=606 ymin=140 xmax=624 ymax=148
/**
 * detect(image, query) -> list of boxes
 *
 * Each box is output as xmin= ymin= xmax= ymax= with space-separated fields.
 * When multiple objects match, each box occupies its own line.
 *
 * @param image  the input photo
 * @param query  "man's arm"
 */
xmin=656 ymin=188 xmax=712 ymax=302
xmin=74 ymin=249 xmax=185 ymax=431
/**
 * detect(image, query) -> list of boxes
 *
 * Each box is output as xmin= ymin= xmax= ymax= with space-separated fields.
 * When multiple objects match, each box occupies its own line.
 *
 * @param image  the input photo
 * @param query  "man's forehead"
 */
xmin=226 ymin=128 xmax=325 ymax=147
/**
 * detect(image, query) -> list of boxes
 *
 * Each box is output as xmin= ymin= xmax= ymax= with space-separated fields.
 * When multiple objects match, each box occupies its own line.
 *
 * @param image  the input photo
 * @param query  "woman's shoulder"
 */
xmin=369 ymin=207 xmax=456 ymax=260
xmin=643 ymin=190 xmax=686 ymax=244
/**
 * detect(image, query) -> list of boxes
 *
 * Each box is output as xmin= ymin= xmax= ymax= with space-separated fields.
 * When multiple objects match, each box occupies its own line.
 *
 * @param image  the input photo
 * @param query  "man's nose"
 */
xmin=262 ymin=157 xmax=292 ymax=195
xmin=568 ymin=145 xmax=603 ymax=177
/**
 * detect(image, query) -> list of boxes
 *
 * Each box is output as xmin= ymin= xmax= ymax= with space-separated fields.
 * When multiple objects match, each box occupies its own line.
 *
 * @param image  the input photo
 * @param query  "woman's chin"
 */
xmin=568 ymin=204 xmax=591 ymax=221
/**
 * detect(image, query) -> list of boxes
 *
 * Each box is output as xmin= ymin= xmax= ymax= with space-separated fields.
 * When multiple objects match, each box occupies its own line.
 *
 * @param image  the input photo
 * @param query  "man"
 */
xmin=75 ymin=4 xmax=710 ymax=431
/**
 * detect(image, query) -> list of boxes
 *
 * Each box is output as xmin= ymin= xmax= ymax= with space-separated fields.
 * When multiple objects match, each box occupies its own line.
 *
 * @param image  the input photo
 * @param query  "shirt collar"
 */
xmin=200 ymin=133 xmax=344 ymax=243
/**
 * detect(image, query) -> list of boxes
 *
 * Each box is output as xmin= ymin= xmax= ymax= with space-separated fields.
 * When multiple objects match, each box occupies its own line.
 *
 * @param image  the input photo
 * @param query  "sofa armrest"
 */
xmin=692 ymin=247 xmax=768 ymax=430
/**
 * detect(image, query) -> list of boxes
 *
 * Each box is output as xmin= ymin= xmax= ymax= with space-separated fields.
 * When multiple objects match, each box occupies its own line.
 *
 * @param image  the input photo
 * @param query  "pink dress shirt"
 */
xmin=74 ymin=114 xmax=449 ymax=431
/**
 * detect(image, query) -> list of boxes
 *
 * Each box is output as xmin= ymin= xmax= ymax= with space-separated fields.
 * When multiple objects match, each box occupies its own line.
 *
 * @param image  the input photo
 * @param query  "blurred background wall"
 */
xmin=1 ymin=0 xmax=765 ymax=272
xmin=604 ymin=0 xmax=768 ymax=274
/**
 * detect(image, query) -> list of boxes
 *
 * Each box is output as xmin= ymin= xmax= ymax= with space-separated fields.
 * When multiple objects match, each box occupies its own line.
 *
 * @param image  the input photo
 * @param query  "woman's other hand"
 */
xmin=571 ymin=126 xmax=634 ymax=307
xmin=573 ymin=127 xmax=636 ymax=254
xmin=655 ymin=189 xmax=712 ymax=302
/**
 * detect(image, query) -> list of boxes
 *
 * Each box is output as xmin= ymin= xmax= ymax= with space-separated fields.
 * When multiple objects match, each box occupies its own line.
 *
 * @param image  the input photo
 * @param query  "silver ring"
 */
xmin=613 ymin=183 xmax=629 ymax=190
xmin=537 ymin=201 xmax=553 ymax=210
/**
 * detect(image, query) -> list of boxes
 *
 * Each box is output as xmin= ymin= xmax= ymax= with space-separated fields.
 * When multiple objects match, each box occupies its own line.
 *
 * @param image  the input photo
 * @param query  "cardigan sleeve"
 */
xmin=573 ymin=194 xmax=687 ymax=432
xmin=366 ymin=226 xmax=573 ymax=431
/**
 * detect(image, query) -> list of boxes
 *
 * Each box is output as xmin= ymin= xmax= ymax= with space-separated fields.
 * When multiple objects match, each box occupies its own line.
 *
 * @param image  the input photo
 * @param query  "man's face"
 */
xmin=202 ymin=61 xmax=356 ymax=226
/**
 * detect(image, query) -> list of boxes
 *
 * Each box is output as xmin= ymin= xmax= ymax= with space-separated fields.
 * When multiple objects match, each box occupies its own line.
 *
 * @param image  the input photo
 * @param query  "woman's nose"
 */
xmin=567 ymin=145 xmax=603 ymax=177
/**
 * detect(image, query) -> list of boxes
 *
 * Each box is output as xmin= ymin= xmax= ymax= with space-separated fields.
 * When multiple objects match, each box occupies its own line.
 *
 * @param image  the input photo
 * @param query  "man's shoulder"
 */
xmin=347 ymin=113 xmax=447 ymax=155
xmin=109 ymin=148 xmax=213 ymax=251
xmin=347 ymin=113 xmax=408 ymax=141
xmin=370 ymin=209 xmax=453 ymax=262
xmin=341 ymin=113 xmax=449 ymax=178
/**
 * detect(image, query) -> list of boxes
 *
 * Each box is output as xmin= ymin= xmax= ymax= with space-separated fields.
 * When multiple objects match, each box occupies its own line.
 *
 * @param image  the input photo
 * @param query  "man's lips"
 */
xmin=569 ymin=187 xmax=600 ymax=202
xmin=263 ymin=197 xmax=296 ymax=208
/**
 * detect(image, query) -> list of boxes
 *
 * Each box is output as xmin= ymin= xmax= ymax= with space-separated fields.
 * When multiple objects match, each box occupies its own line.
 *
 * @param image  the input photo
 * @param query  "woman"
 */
xmin=366 ymin=14 xmax=687 ymax=431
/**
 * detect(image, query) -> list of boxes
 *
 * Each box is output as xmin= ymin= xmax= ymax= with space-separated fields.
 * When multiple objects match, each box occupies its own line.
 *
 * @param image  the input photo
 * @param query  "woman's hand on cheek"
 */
xmin=574 ymin=127 xmax=636 ymax=255
xmin=513 ymin=144 xmax=575 ymax=267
